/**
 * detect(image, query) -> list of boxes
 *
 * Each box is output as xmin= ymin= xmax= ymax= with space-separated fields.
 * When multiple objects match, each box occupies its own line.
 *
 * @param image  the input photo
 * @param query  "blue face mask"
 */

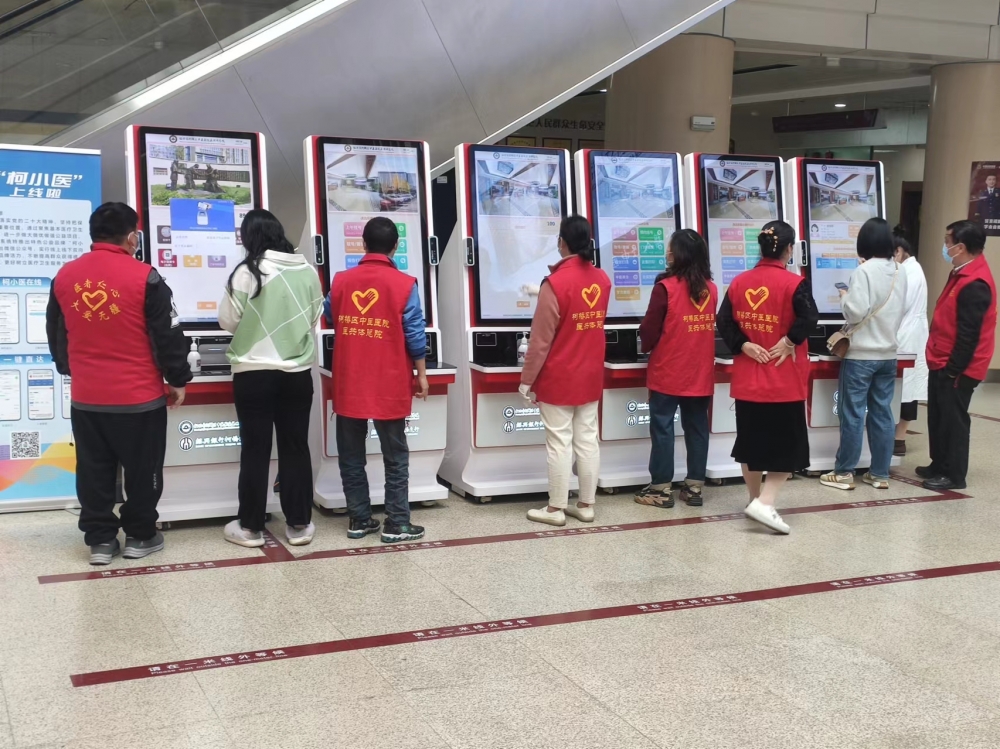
xmin=942 ymin=243 xmax=955 ymax=264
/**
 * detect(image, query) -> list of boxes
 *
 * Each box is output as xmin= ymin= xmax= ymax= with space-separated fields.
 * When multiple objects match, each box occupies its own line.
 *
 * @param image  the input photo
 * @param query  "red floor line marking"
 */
xmin=38 ymin=491 xmax=967 ymax=584
xmin=971 ymin=412 xmax=1000 ymax=423
xmin=69 ymin=558 xmax=1000 ymax=687
xmin=260 ymin=529 xmax=296 ymax=562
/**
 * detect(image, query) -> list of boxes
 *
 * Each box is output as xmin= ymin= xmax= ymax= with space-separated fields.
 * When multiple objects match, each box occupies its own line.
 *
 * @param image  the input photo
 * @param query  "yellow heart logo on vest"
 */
xmin=581 ymin=284 xmax=601 ymax=309
xmin=690 ymin=291 xmax=711 ymax=313
xmin=82 ymin=290 xmax=108 ymax=311
xmin=351 ymin=288 xmax=379 ymax=315
xmin=745 ymin=286 xmax=769 ymax=311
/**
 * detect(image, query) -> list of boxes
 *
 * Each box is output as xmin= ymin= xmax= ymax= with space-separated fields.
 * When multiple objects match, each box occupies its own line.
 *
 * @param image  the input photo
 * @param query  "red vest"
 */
xmin=646 ymin=276 xmax=718 ymax=397
xmin=533 ymin=255 xmax=611 ymax=406
xmin=331 ymin=254 xmax=416 ymax=420
xmin=726 ymin=258 xmax=810 ymax=403
xmin=53 ymin=243 xmax=164 ymax=407
xmin=927 ymin=254 xmax=998 ymax=380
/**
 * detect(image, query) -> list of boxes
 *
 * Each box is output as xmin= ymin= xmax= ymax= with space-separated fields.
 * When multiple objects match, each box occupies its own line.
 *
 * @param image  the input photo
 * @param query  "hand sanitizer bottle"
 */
xmin=517 ymin=333 xmax=529 ymax=365
xmin=187 ymin=339 xmax=202 ymax=375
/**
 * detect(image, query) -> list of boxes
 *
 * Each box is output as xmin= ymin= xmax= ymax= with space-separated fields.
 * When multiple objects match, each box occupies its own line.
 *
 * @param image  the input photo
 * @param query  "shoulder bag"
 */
xmin=827 ymin=264 xmax=899 ymax=358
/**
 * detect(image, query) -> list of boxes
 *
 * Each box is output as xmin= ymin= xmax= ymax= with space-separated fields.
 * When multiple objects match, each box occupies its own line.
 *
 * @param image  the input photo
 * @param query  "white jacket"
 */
xmin=841 ymin=257 xmax=908 ymax=360
xmin=896 ymin=256 xmax=929 ymax=402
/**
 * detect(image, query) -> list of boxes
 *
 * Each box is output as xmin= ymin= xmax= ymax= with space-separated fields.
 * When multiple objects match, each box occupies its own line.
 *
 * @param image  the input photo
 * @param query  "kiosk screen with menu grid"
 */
xmin=140 ymin=129 xmax=260 ymax=325
xmin=589 ymin=151 xmax=681 ymax=320
xmin=469 ymin=146 xmax=566 ymax=324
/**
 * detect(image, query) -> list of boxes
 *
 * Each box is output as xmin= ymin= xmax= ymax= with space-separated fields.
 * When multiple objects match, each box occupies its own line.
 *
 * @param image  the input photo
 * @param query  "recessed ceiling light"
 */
xmin=834 ymin=103 xmax=847 ymax=108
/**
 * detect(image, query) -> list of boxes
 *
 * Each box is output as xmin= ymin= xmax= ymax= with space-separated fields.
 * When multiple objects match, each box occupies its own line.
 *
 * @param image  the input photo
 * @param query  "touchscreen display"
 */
xmin=472 ymin=147 xmax=564 ymax=322
xmin=143 ymin=132 xmax=256 ymax=324
xmin=701 ymin=156 xmax=781 ymax=303
xmin=322 ymin=142 xmax=425 ymax=311
xmin=590 ymin=152 xmax=680 ymax=319
xmin=805 ymin=162 xmax=880 ymax=316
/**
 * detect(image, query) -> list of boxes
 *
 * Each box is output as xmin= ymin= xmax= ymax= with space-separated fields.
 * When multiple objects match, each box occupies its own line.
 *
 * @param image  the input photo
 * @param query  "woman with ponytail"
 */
xmin=635 ymin=229 xmax=717 ymax=509
xmin=717 ymin=220 xmax=819 ymax=534
xmin=520 ymin=215 xmax=611 ymax=526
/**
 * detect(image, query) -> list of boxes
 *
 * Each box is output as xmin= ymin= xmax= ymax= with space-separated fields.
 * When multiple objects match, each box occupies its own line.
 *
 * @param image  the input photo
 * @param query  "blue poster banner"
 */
xmin=0 ymin=146 xmax=101 ymax=509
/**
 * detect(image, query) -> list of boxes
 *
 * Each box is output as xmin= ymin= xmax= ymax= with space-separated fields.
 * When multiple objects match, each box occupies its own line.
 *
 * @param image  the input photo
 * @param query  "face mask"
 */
xmin=942 ymin=243 xmax=955 ymax=264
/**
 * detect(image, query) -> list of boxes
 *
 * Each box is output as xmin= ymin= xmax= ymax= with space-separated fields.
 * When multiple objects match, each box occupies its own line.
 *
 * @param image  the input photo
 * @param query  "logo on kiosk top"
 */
xmin=581 ymin=284 xmax=602 ymax=309
xmin=745 ymin=287 xmax=769 ymax=311
xmin=351 ymin=288 xmax=379 ymax=315
xmin=344 ymin=145 xmax=352 ymax=152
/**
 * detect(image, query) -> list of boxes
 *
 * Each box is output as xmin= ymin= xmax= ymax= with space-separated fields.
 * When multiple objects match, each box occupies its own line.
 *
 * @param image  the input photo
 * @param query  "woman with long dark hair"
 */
xmin=634 ymin=229 xmax=717 ymax=508
xmin=717 ymin=221 xmax=819 ymax=534
xmin=520 ymin=215 xmax=611 ymax=526
xmin=219 ymin=209 xmax=324 ymax=547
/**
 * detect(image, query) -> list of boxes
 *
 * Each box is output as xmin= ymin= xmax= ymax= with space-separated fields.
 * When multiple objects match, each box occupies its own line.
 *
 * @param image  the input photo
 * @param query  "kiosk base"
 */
xmin=439 ymin=443 xmax=580 ymax=501
xmin=158 ymin=462 xmax=280 ymax=523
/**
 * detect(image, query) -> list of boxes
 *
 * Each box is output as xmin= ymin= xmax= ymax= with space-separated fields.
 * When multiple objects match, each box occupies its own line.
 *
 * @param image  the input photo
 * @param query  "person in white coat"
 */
xmin=892 ymin=228 xmax=929 ymax=456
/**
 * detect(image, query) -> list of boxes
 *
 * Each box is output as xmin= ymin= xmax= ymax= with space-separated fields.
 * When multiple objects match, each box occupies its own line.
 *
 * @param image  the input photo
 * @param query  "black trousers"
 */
xmin=926 ymin=368 xmax=978 ymax=484
xmin=72 ymin=406 xmax=167 ymax=546
xmin=233 ymin=369 xmax=313 ymax=532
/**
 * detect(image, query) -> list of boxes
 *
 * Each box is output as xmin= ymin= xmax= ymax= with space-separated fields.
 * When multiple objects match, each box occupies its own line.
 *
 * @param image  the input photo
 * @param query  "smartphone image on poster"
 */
xmin=61 ymin=375 xmax=71 ymax=420
xmin=25 ymin=293 xmax=49 ymax=344
xmin=0 ymin=370 xmax=21 ymax=422
xmin=0 ymin=294 xmax=20 ymax=344
xmin=27 ymin=369 xmax=54 ymax=420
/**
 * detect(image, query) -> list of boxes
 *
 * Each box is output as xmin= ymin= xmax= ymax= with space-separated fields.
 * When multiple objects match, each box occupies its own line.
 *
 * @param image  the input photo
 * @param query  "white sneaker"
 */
xmin=223 ymin=519 xmax=265 ymax=548
xmin=527 ymin=507 xmax=566 ymax=527
xmin=563 ymin=504 xmax=595 ymax=523
xmin=744 ymin=499 xmax=791 ymax=535
xmin=286 ymin=522 xmax=315 ymax=546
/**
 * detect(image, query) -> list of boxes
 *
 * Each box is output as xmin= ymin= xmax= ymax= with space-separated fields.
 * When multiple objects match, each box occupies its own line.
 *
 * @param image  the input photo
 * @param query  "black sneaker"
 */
xmin=680 ymin=485 xmax=703 ymax=507
xmin=89 ymin=538 xmax=121 ymax=566
xmin=381 ymin=522 xmax=425 ymax=544
xmin=893 ymin=440 xmax=906 ymax=457
xmin=348 ymin=517 xmax=380 ymax=540
xmin=634 ymin=484 xmax=674 ymax=508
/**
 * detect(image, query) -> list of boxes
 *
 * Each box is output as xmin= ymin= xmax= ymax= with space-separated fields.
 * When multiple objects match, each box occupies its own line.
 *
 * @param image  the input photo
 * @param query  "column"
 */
xmin=604 ymin=33 xmax=734 ymax=154
xmin=920 ymin=62 xmax=1000 ymax=372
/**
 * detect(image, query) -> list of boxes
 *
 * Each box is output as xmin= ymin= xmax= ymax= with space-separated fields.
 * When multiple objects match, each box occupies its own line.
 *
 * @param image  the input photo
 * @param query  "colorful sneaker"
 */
xmin=862 ymin=472 xmax=889 ymax=490
xmin=381 ymin=522 xmax=425 ymax=543
xmin=680 ymin=484 xmax=703 ymax=507
xmin=820 ymin=472 xmax=855 ymax=490
xmin=744 ymin=499 xmax=790 ymax=535
xmin=527 ymin=507 xmax=566 ymax=526
xmin=348 ymin=517 xmax=380 ymax=540
xmin=563 ymin=504 xmax=595 ymax=523
xmin=634 ymin=484 xmax=674 ymax=508
xmin=123 ymin=531 xmax=165 ymax=559
xmin=285 ymin=522 xmax=315 ymax=546
xmin=224 ymin=520 xmax=264 ymax=548
xmin=89 ymin=538 xmax=121 ymax=566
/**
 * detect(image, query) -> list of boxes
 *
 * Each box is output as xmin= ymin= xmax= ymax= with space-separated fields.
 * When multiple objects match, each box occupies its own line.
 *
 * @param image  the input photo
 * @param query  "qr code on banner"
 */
xmin=11 ymin=431 xmax=40 ymax=460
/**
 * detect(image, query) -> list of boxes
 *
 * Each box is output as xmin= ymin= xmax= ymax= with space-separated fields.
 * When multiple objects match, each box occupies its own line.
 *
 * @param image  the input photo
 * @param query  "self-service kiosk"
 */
xmin=785 ymin=157 xmax=911 ymax=471
xmin=437 ymin=144 xmax=571 ymax=502
xmin=303 ymin=136 xmax=455 ymax=509
xmin=125 ymin=125 xmax=277 ymax=521
xmin=573 ymin=149 xmax=684 ymax=489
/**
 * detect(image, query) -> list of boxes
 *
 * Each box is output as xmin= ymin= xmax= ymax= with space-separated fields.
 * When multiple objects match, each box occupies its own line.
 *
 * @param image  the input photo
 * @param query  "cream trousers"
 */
xmin=538 ymin=401 xmax=600 ymax=509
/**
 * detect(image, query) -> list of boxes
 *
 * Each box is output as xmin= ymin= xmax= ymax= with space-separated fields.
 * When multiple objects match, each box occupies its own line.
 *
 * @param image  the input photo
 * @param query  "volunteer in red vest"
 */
xmin=328 ymin=216 xmax=429 ymax=543
xmin=634 ymin=229 xmax=717 ymax=509
xmin=46 ymin=202 xmax=191 ymax=565
xmin=520 ymin=215 xmax=611 ymax=526
xmin=717 ymin=221 xmax=819 ymax=534
xmin=918 ymin=220 xmax=997 ymax=491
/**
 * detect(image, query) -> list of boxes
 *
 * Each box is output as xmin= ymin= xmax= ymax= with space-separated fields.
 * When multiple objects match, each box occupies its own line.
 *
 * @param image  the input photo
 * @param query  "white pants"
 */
xmin=538 ymin=401 xmax=600 ymax=509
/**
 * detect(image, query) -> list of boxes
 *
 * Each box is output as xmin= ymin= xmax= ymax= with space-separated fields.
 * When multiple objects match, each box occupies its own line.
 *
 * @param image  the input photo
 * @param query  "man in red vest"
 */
xmin=328 ymin=216 xmax=428 ymax=543
xmin=919 ymin=220 xmax=997 ymax=491
xmin=46 ymin=202 xmax=191 ymax=564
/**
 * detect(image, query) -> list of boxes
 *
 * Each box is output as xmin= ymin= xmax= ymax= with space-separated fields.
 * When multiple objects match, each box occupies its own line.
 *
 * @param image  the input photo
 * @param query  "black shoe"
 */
xmin=893 ymin=440 xmax=906 ymax=457
xmin=347 ymin=517 xmax=380 ymax=540
xmin=922 ymin=476 xmax=966 ymax=491
xmin=680 ymin=485 xmax=703 ymax=507
xmin=89 ymin=538 xmax=121 ymax=566
xmin=915 ymin=465 xmax=941 ymax=479
xmin=381 ymin=522 xmax=425 ymax=544
xmin=634 ymin=484 xmax=674 ymax=508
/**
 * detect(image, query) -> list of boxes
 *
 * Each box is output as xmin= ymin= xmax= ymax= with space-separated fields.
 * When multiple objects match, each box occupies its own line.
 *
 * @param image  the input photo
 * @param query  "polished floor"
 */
xmin=3 ymin=388 xmax=1000 ymax=748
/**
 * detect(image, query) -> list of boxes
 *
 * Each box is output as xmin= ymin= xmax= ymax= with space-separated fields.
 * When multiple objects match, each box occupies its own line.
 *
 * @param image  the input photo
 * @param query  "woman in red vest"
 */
xmin=520 ymin=216 xmax=611 ymax=526
xmin=635 ymin=229 xmax=717 ymax=508
xmin=717 ymin=221 xmax=818 ymax=534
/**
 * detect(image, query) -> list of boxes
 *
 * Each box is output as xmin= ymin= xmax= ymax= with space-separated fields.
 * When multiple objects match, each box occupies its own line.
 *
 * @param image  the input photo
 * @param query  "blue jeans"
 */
xmin=336 ymin=415 xmax=411 ymax=526
xmin=648 ymin=391 xmax=710 ymax=486
xmin=835 ymin=359 xmax=897 ymax=479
